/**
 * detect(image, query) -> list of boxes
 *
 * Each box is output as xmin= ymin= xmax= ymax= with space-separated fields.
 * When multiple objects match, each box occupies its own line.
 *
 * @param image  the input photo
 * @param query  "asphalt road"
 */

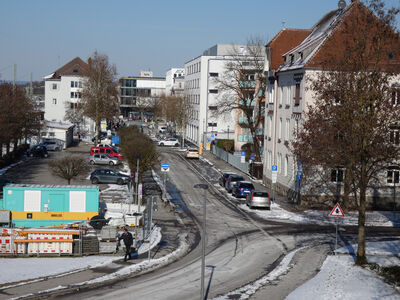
xmin=2 ymin=142 xmax=399 ymax=300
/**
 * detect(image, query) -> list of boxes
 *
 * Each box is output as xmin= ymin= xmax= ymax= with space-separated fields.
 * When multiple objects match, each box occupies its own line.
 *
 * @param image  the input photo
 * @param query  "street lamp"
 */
xmin=227 ymin=125 xmax=230 ymax=140
xmin=194 ymin=183 xmax=208 ymax=300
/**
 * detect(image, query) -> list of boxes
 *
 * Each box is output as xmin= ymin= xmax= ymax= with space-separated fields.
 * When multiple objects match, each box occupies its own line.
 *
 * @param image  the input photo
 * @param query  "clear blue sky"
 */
xmin=0 ymin=0 xmax=395 ymax=81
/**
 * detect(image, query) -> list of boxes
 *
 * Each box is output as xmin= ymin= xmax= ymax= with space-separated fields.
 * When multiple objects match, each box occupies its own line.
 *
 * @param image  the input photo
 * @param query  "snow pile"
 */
xmin=0 ymin=161 xmax=24 ymax=175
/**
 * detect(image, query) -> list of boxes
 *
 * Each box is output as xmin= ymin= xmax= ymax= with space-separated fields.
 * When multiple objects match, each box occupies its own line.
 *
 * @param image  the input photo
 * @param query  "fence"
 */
xmin=211 ymin=145 xmax=250 ymax=174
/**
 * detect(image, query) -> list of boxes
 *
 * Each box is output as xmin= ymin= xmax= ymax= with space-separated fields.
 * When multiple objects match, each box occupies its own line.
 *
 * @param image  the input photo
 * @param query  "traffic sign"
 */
xmin=296 ymin=170 xmax=303 ymax=180
xmin=112 ymin=136 xmax=120 ymax=144
xmin=241 ymin=151 xmax=246 ymax=163
xmin=161 ymin=163 xmax=170 ymax=172
xmin=330 ymin=203 xmax=345 ymax=217
xmin=272 ymin=165 xmax=278 ymax=172
xmin=250 ymin=153 xmax=255 ymax=160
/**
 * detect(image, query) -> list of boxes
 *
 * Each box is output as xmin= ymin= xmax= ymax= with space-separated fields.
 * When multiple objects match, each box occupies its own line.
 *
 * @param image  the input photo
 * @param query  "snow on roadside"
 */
xmin=238 ymin=202 xmax=400 ymax=227
xmin=0 ymin=161 xmax=24 ymax=175
xmin=286 ymin=255 xmax=399 ymax=300
xmin=213 ymin=247 xmax=305 ymax=300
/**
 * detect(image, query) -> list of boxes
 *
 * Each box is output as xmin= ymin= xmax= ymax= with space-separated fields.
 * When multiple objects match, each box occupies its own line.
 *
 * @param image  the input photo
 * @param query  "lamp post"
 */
xmin=194 ymin=183 xmax=208 ymax=300
xmin=227 ymin=125 xmax=230 ymax=140
xmin=293 ymin=113 xmax=302 ymax=204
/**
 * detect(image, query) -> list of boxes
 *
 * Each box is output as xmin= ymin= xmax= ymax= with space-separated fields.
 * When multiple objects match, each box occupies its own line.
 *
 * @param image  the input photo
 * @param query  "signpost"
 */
xmin=250 ymin=153 xmax=255 ymax=161
xmin=241 ymin=152 xmax=246 ymax=163
xmin=161 ymin=163 xmax=169 ymax=201
xmin=329 ymin=202 xmax=345 ymax=254
xmin=272 ymin=165 xmax=278 ymax=204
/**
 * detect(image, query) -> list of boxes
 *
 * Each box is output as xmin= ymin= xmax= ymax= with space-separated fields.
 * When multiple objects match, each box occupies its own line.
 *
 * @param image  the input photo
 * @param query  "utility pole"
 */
xmin=13 ymin=64 xmax=16 ymax=90
xmin=194 ymin=184 xmax=208 ymax=300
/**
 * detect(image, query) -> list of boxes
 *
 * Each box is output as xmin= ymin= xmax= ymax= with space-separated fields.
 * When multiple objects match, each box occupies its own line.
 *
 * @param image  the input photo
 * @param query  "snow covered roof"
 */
xmin=45 ymin=121 xmax=74 ymax=130
xmin=278 ymin=2 xmax=355 ymax=72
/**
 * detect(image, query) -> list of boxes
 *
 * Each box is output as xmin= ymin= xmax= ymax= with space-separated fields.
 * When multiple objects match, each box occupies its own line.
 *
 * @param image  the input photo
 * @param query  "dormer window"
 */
xmin=290 ymin=54 xmax=294 ymax=65
xmin=300 ymin=52 xmax=304 ymax=61
xmin=73 ymin=69 xmax=78 ymax=73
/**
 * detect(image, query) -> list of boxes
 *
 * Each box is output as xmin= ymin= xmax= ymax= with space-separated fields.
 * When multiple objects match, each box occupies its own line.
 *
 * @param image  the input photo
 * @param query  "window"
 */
xmin=390 ymin=129 xmax=400 ymax=145
xmin=208 ymin=106 xmax=217 ymax=110
xmin=284 ymin=156 xmax=288 ymax=176
xmin=209 ymin=89 xmax=218 ymax=94
xmin=278 ymin=153 xmax=282 ymax=174
xmin=294 ymin=83 xmax=301 ymax=105
xmin=268 ymin=115 xmax=272 ymax=138
xmin=391 ymin=88 xmax=400 ymax=106
xmin=286 ymin=86 xmax=291 ymax=106
xmin=387 ymin=167 xmax=400 ymax=184
xmin=278 ymin=118 xmax=282 ymax=140
xmin=209 ymin=72 xmax=219 ymax=77
xmin=52 ymin=98 xmax=57 ymax=105
xmin=285 ymin=119 xmax=290 ymax=141
xmin=52 ymin=83 xmax=57 ymax=90
xmin=279 ymin=86 xmax=283 ymax=106
xmin=331 ymin=168 xmax=344 ymax=183
xmin=49 ymin=132 xmax=55 ymax=137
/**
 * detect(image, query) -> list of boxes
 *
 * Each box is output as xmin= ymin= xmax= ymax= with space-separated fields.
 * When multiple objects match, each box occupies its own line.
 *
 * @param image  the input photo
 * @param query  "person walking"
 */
xmin=119 ymin=227 xmax=134 ymax=261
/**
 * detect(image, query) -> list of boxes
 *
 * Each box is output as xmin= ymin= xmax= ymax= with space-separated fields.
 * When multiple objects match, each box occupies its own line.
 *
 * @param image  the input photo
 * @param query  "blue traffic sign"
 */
xmin=161 ymin=163 xmax=169 ymax=168
xmin=297 ymin=170 xmax=303 ymax=180
xmin=241 ymin=152 xmax=246 ymax=157
xmin=112 ymin=136 xmax=120 ymax=144
xmin=250 ymin=153 xmax=255 ymax=160
xmin=272 ymin=165 xmax=278 ymax=172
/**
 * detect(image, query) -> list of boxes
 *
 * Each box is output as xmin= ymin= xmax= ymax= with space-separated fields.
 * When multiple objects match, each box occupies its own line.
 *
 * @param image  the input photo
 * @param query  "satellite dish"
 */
xmin=338 ymin=0 xmax=346 ymax=10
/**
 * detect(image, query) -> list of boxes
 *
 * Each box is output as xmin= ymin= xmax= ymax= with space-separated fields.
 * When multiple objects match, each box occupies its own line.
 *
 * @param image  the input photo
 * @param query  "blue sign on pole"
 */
xmin=112 ymin=136 xmax=120 ymax=144
xmin=241 ymin=152 xmax=246 ymax=157
xmin=250 ymin=153 xmax=255 ymax=160
xmin=297 ymin=171 xmax=303 ymax=180
xmin=272 ymin=165 xmax=278 ymax=172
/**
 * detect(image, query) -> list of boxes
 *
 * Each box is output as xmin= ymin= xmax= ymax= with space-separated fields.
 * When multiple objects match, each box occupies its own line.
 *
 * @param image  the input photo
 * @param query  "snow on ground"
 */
xmin=286 ymin=255 xmax=399 ymax=300
xmin=0 ymin=226 xmax=163 ymax=286
xmin=0 ymin=256 xmax=116 ymax=285
xmin=0 ymin=161 xmax=24 ymax=175
xmin=237 ymin=200 xmax=400 ymax=227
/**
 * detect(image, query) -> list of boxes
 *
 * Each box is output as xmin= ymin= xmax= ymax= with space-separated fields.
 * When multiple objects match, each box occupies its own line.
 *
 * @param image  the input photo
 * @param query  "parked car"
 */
xmin=92 ymin=132 xmax=108 ymax=143
xmin=42 ymin=140 xmax=62 ymax=151
xmin=89 ymin=154 xmax=121 ymax=166
xmin=186 ymin=148 xmax=199 ymax=159
xmin=158 ymin=138 xmax=179 ymax=147
xmin=97 ymin=144 xmax=120 ymax=152
xmin=90 ymin=169 xmax=130 ymax=185
xmin=159 ymin=126 xmax=167 ymax=133
xmin=246 ymin=190 xmax=271 ymax=209
xmin=90 ymin=146 xmax=123 ymax=160
xmin=232 ymin=181 xmax=255 ymax=198
xmin=225 ymin=174 xmax=245 ymax=193
xmin=26 ymin=145 xmax=48 ymax=158
xmin=219 ymin=172 xmax=236 ymax=187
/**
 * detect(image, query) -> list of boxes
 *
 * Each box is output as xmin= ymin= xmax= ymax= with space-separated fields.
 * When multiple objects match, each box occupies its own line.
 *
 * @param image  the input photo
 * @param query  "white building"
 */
xmin=185 ymin=44 xmax=251 ymax=149
xmin=44 ymin=57 xmax=94 ymax=145
xmin=165 ymin=68 xmax=185 ymax=96
xmin=118 ymin=74 xmax=165 ymax=119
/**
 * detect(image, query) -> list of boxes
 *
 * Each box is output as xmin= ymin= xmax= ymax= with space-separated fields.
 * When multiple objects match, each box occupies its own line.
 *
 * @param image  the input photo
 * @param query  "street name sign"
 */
xmin=161 ymin=163 xmax=170 ymax=172
xmin=329 ymin=202 xmax=345 ymax=217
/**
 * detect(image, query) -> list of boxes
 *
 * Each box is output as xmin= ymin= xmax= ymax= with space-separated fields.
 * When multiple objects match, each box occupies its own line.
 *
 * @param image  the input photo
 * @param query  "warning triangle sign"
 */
xmin=329 ymin=202 xmax=345 ymax=217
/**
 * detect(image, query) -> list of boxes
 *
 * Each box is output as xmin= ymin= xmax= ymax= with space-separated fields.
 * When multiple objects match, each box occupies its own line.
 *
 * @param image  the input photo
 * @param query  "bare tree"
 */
xmin=118 ymin=126 xmax=158 ymax=178
xmin=81 ymin=52 xmax=119 ymax=144
xmin=64 ymin=102 xmax=84 ymax=132
xmin=215 ymin=39 xmax=266 ymax=162
xmin=159 ymin=94 xmax=191 ymax=147
xmin=48 ymin=155 xmax=87 ymax=184
xmin=292 ymin=0 xmax=400 ymax=265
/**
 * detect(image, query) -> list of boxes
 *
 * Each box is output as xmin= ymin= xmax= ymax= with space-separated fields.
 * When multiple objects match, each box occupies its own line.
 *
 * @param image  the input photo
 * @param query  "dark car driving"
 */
xmin=26 ymin=144 xmax=49 ymax=158
xmin=90 ymin=168 xmax=130 ymax=185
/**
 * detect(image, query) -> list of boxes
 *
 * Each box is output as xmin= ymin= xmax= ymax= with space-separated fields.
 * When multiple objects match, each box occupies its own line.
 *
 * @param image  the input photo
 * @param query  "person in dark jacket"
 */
xmin=119 ymin=228 xmax=134 ymax=261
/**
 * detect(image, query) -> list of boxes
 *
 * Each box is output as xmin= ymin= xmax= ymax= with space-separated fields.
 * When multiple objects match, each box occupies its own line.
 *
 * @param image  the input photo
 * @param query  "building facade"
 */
xmin=165 ymin=68 xmax=185 ymax=96
xmin=118 ymin=73 xmax=165 ymax=120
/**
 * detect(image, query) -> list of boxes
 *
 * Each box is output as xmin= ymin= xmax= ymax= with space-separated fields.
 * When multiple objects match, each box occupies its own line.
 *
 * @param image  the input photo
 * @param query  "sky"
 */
xmin=0 ymin=0 xmax=397 ymax=82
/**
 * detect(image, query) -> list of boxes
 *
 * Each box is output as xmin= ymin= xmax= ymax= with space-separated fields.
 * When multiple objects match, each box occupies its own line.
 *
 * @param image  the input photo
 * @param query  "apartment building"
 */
xmin=263 ymin=1 xmax=400 ymax=209
xmin=185 ymin=44 xmax=260 ymax=150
